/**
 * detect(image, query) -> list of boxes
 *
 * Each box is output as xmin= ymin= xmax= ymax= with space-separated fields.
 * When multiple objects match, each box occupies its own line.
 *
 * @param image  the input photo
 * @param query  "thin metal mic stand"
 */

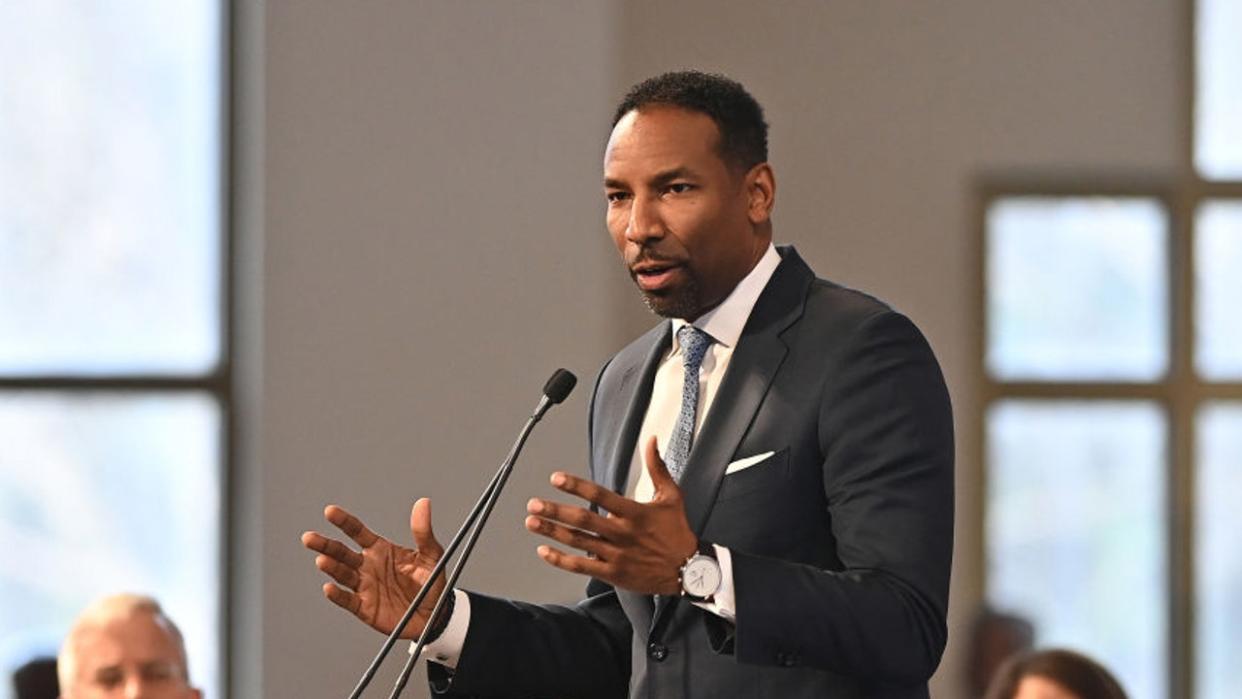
xmin=385 ymin=393 xmax=548 ymax=698
xmin=344 ymin=369 xmax=576 ymax=698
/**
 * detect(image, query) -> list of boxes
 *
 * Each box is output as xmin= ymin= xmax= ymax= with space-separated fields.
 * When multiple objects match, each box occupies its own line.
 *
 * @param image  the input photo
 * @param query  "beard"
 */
xmin=634 ymin=271 xmax=704 ymax=320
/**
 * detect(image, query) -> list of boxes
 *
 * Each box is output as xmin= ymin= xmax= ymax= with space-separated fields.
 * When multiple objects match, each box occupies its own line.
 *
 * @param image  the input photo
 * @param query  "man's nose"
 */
xmin=625 ymin=195 xmax=664 ymax=245
xmin=123 ymin=676 xmax=148 ymax=699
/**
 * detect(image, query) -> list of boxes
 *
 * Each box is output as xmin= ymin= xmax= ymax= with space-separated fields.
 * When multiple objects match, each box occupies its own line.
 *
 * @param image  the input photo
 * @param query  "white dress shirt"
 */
xmin=420 ymin=243 xmax=783 ymax=667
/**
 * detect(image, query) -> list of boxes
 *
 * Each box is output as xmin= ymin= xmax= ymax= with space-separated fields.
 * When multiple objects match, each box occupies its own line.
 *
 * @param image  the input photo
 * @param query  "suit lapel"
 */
xmin=599 ymin=323 xmax=671 ymax=496
xmin=678 ymin=333 xmax=787 ymax=533
xmin=681 ymin=247 xmax=811 ymax=534
xmin=649 ymin=246 xmax=813 ymax=636
xmin=586 ymin=325 xmax=670 ymax=639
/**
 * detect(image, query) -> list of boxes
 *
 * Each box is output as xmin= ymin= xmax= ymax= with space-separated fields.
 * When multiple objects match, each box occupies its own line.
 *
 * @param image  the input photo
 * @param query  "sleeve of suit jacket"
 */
xmin=428 ymin=578 xmax=631 ymax=698
xmin=722 ymin=307 xmax=954 ymax=684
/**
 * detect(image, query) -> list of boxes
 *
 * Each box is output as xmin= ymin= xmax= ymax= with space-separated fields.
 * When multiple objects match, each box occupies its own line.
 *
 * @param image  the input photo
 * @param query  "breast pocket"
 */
xmin=715 ymin=448 xmax=790 ymax=502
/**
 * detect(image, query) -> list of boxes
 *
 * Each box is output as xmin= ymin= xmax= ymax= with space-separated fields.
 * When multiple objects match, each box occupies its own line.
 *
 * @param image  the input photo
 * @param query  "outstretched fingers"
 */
xmin=322 ymin=582 xmax=363 ymax=618
xmin=324 ymin=504 xmax=380 ymax=548
xmin=547 ymin=470 xmax=639 ymax=519
xmin=315 ymin=553 xmax=361 ymax=590
xmin=525 ymin=515 xmax=621 ymax=561
xmin=301 ymin=531 xmax=364 ymax=569
xmin=536 ymin=544 xmax=610 ymax=578
xmin=527 ymin=496 xmax=626 ymax=543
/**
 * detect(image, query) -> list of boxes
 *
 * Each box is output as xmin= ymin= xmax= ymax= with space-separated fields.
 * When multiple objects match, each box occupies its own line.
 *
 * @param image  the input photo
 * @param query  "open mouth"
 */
xmin=632 ymin=263 xmax=684 ymax=291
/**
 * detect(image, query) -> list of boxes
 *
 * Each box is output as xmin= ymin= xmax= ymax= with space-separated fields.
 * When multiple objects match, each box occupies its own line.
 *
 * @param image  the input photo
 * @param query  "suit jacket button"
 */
xmin=647 ymin=642 xmax=668 ymax=662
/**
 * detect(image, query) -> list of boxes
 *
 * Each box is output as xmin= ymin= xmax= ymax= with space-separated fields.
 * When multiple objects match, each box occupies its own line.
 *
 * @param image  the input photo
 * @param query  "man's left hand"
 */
xmin=525 ymin=436 xmax=698 ymax=595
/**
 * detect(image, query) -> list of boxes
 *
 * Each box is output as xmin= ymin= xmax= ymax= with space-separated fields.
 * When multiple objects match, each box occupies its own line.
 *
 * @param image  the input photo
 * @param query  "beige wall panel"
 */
xmin=260 ymin=2 xmax=617 ymax=695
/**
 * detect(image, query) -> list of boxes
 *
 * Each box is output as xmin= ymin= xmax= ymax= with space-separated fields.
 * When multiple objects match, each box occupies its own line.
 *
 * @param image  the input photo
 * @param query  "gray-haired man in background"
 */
xmin=57 ymin=594 xmax=201 ymax=699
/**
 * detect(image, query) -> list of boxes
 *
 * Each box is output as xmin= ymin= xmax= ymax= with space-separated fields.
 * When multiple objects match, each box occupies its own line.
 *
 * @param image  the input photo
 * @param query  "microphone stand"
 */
xmin=345 ymin=371 xmax=575 ymax=699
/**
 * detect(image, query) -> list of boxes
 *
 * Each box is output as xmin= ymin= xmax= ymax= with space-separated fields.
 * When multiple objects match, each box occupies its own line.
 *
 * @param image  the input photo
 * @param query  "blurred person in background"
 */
xmin=966 ymin=606 xmax=1036 ymax=698
xmin=11 ymin=656 xmax=58 ymax=699
xmin=57 ymin=594 xmax=200 ymax=699
xmin=984 ymin=648 xmax=1127 ymax=699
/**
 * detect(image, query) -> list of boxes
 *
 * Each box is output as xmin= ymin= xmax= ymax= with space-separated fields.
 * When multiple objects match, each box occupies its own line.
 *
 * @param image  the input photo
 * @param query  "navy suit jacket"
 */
xmin=435 ymin=247 xmax=954 ymax=698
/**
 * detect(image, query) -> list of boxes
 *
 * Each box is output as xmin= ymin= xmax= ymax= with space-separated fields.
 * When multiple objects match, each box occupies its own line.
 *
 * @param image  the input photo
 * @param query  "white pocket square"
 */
xmin=724 ymin=451 xmax=776 ymax=475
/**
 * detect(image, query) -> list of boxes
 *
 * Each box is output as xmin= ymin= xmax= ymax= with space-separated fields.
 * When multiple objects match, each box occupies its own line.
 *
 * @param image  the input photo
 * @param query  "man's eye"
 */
xmin=665 ymin=183 xmax=694 ymax=195
xmin=95 ymin=670 xmax=124 ymax=688
xmin=143 ymin=662 xmax=179 ymax=683
xmin=606 ymin=191 xmax=630 ymax=203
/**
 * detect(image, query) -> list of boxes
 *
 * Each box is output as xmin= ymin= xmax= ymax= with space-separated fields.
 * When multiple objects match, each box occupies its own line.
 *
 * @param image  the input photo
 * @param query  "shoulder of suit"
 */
xmin=775 ymin=247 xmax=908 ymax=332
xmin=803 ymin=276 xmax=904 ymax=327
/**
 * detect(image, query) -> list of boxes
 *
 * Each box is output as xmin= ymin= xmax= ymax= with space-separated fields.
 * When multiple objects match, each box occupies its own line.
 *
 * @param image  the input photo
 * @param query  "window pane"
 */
xmin=986 ymin=197 xmax=1168 ymax=381
xmin=0 ymin=1 xmax=220 ymax=375
xmin=1195 ymin=201 xmax=1242 ymax=380
xmin=1196 ymin=0 xmax=1242 ymax=179
xmin=0 ymin=393 xmax=220 ymax=699
xmin=1196 ymin=403 xmax=1242 ymax=699
xmin=987 ymin=400 xmax=1166 ymax=699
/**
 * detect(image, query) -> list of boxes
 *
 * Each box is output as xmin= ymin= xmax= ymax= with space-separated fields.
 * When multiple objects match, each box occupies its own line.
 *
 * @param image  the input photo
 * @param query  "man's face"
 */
xmin=64 ymin=613 xmax=201 ymax=699
xmin=604 ymin=106 xmax=772 ymax=320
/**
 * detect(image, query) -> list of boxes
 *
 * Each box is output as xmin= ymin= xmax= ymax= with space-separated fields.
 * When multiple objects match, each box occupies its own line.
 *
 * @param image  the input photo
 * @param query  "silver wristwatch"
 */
xmin=679 ymin=540 xmax=722 ymax=603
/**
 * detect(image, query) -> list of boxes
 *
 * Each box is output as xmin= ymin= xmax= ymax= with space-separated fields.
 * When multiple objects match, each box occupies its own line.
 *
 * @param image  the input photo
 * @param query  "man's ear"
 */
xmin=745 ymin=163 xmax=775 ymax=225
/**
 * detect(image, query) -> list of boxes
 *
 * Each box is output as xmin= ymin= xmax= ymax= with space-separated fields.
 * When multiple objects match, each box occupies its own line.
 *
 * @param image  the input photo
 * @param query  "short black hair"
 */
xmin=612 ymin=70 xmax=768 ymax=172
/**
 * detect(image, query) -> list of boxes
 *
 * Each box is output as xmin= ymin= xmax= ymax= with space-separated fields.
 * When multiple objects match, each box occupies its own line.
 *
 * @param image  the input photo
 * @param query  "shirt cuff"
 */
xmin=412 ymin=588 xmax=470 ymax=668
xmin=690 ymin=544 xmax=736 ymax=623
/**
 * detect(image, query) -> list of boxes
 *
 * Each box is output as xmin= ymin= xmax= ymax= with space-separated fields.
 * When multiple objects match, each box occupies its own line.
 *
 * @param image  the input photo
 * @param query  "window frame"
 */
xmin=0 ymin=1 xmax=234 ymax=694
xmin=976 ymin=9 xmax=1242 ymax=686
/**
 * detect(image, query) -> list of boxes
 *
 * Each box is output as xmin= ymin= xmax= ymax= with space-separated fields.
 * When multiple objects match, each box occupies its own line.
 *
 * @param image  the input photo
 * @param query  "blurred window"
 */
xmin=0 ymin=2 xmax=224 ymax=699
xmin=984 ymin=189 xmax=1242 ymax=699
xmin=986 ymin=197 xmax=1168 ymax=381
xmin=986 ymin=400 xmax=1167 ymax=698
xmin=1195 ymin=0 xmax=1242 ymax=179
xmin=1195 ymin=403 xmax=1242 ymax=699
xmin=984 ymin=6 xmax=1242 ymax=697
xmin=1194 ymin=202 xmax=1242 ymax=380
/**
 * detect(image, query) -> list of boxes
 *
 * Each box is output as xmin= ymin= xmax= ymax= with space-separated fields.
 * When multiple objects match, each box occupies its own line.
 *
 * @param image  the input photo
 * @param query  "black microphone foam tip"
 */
xmin=543 ymin=369 xmax=577 ymax=404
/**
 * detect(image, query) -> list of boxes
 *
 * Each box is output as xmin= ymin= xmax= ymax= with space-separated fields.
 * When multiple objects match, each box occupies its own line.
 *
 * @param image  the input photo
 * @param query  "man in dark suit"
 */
xmin=303 ymin=71 xmax=953 ymax=698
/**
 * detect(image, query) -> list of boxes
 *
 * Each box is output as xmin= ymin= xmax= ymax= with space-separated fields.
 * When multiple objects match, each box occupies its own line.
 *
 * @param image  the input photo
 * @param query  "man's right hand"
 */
xmin=301 ymin=498 xmax=446 ymax=639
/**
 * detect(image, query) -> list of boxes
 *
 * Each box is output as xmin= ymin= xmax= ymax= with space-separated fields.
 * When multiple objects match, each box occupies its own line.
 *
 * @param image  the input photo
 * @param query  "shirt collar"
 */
xmin=671 ymin=243 xmax=781 ymax=353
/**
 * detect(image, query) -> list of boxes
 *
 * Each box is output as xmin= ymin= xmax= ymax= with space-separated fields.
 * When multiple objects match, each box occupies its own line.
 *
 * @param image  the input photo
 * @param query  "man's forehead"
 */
xmin=72 ymin=627 xmax=126 ymax=667
xmin=604 ymin=106 xmax=722 ymax=171
xmin=73 ymin=615 xmax=183 ymax=667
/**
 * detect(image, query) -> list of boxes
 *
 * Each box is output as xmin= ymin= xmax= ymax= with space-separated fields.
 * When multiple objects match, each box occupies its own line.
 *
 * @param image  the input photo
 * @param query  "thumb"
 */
xmin=644 ymin=436 xmax=679 ymax=495
xmin=410 ymin=497 xmax=443 ymax=559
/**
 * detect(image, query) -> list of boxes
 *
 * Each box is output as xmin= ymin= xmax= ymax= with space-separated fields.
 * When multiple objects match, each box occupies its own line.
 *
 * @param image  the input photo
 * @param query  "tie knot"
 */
xmin=677 ymin=325 xmax=713 ymax=370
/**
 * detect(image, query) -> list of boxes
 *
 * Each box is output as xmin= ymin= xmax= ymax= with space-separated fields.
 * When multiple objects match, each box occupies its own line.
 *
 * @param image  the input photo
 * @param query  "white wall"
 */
xmin=244 ymin=2 xmax=1181 ymax=696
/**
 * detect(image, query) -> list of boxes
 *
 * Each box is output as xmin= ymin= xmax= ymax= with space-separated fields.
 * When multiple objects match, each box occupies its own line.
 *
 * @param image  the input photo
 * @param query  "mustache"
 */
xmin=626 ymin=250 xmax=686 ymax=269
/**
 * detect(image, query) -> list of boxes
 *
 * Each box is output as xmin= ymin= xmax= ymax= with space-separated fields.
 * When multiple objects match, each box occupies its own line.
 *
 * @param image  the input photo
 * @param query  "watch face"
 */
xmin=683 ymin=556 xmax=722 ymax=598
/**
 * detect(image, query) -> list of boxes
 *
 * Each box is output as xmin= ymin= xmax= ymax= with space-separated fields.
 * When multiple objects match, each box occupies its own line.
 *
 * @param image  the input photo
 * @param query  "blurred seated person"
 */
xmin=966 ymin=606 xmax=1036 ymax=697
xmin=57 ymin=594 xmax=201 ymax=699
xmin=12 ymin=657 xmax=58 ymax=699
xmin=984 ymin=648 xmax=1127 ymax=699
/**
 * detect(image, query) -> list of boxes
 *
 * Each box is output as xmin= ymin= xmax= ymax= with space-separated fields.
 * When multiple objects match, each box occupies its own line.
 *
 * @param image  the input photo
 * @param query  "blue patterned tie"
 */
xmin=666 ymin=325 xmax=714 ymax=482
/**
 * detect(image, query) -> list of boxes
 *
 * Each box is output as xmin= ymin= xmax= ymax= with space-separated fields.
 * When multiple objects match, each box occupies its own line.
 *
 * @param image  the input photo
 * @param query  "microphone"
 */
xmin=344 ymin=369 xmax=577 ymax=699
xmin=533 ymin=368 xmax=577 ymax=419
